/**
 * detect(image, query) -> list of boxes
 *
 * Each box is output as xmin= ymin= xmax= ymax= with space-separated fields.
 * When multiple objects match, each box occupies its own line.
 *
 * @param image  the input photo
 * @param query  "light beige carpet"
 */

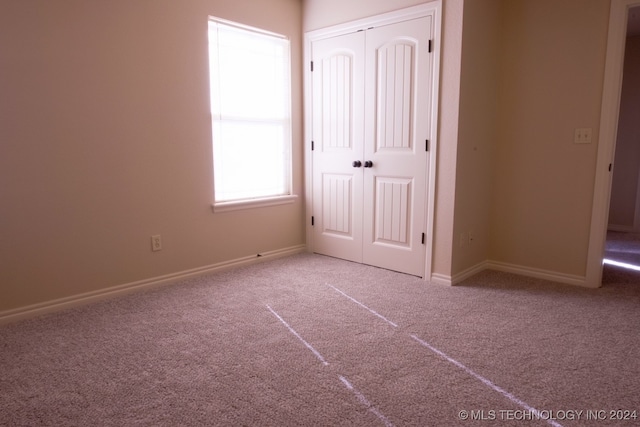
xmin=1 ymin=253 xmax=639 ymax=426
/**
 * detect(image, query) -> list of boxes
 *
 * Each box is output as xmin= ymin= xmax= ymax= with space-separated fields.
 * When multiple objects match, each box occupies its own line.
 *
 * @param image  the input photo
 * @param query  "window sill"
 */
xmin=212 ymin=194 xmax=298 ymax=213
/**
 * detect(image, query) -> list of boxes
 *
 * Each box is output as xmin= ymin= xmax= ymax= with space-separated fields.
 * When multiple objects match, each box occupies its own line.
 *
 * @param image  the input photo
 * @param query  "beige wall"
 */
xmin=0 ymin=0 xmax=304 ymax=312
xmin=451 ymin=0 xmax=500 ymax=274
xmin=490 ymin=0 xmax=609 ymax=277
xmin=609 ymin=35 xmax=640 ymax=230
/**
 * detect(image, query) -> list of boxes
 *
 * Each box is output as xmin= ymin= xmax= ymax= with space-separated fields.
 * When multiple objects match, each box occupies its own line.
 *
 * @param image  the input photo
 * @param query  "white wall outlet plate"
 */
xmin=151 ymin=235 xmax=162 ymax=252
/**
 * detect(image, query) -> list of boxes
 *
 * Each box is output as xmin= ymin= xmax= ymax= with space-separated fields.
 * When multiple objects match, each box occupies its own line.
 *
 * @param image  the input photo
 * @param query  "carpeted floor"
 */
xmin=1 ymin=253 xmax=639 ymax=426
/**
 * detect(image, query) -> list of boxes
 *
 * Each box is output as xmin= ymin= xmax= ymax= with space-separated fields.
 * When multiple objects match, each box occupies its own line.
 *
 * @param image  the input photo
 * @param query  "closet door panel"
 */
xmin=363 ymin=16 xmax=432 ymax=276
xmin=374 ymin=177 xmax=412 ymax=245
xmin=311 ymin=32 xmax=365 ymax=262
xmin=377 ymin=42 xmax=414 ymax=151
xmin=310 ymin=12 xmax=434 ymax=277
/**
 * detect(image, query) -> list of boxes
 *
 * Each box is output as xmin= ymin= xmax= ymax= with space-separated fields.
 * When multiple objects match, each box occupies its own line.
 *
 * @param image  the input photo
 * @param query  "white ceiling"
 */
xmin=629 ymin=6 xmax=640 ymax=36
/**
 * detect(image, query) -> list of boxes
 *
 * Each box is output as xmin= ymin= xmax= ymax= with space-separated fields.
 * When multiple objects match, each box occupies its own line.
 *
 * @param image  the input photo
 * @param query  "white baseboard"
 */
xmin=430 ymin=261 xmax=487 ymax=286
xmin=607 ymin=224 xmax=636 ymax=232
xmin=429 ymin=273 xmax=453 ymax=286
xmin=452 ymin=261 xmax=489 ymax=284
xmin=0 ymin=244 xmax=306 ymax=326
xmin=486 ymin=260 xmax=588 ymax=287
xmin=431 ymin=260 xmax=589 ymax=288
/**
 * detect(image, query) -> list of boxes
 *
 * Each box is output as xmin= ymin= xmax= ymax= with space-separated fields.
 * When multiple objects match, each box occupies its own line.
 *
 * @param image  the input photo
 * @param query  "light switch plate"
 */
xmin=574 ymin=128 xmax=592 ymax=144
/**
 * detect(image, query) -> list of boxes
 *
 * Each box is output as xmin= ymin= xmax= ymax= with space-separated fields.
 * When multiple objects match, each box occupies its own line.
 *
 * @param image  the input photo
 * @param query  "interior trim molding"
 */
xmin=0 ymin=244 xmax=306 ymax=326
xmin=434 ymin=260 xmax=588 ymax=288
xmin=486 ymin=261 xmax=588 ymax=288
xmin=430 ymin=273 xmax=453 ymax=286
xmin=607 ymin=224 xmax=636 ymax=232
xmin=212 ymin=194 xmax=298 ymax=213
xmin=450 ymin=261 xmax=488 ymax=285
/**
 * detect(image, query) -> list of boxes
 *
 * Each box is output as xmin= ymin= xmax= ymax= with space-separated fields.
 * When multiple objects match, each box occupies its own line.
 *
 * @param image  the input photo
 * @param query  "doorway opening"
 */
xmin=589 ymin=1 xmax=640 ymax=287
xmin=604 ymin=5 xmax=640 ymax=283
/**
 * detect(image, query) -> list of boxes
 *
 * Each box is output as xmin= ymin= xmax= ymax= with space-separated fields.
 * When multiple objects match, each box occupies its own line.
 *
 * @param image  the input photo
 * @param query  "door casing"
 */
xmin=587 ymin=0 xmax=640 ymax=287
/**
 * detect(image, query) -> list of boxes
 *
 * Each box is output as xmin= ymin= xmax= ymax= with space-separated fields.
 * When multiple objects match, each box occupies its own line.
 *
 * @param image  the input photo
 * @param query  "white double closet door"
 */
xmin=311 ymin=15 xmax=434 ymax=277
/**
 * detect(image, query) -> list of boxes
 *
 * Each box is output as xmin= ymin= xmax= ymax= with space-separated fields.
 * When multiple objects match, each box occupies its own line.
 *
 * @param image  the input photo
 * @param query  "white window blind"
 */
xmin=208 ymin=18 xmax=292 ymax=204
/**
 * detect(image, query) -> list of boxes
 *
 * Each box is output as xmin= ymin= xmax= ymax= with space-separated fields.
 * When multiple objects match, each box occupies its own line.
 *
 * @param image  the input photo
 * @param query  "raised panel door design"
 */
xmin=311 ymin=31 xmax=365 ymax=263
xmin=321 ymin=54 xmax=353 ymax=150
xmin=363 ymin=16 xmax=431 ymax=276
xmin=322 ymin=174 xmax=353 ymax=236
xmin=311 ymin=13 xmax=433 ymax=276
xmin=376 ymin=42 xmax=415 ymax=151
xmin=374 ymin=177 xmax=412 ymax=245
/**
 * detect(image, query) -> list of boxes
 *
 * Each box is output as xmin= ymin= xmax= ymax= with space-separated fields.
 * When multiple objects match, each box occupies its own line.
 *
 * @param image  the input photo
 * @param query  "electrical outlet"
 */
xmin=151 ymin=235 xmax=162 ymax=252
xmin=574 ymin=128 xmax=592 ymax=144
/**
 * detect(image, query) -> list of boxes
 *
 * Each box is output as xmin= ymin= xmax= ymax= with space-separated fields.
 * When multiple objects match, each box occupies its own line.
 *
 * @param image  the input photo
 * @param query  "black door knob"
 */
xmin=352 ymin=160 xmax=362 ymax=168
xmin=364 ymin=160 xmax=373 ymax=168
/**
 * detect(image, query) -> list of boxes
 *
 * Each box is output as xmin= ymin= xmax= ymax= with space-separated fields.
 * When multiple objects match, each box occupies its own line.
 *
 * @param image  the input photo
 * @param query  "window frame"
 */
xmin=208 ymin=17 xmax=296 ymax=212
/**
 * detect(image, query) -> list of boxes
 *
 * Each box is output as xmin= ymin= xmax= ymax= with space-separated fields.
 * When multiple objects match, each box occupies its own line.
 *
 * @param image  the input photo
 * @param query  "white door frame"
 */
xmin=303 ymin=1 xmax=442 ymax=280
xmin=586 ymin=0 xmax=640 ymax=287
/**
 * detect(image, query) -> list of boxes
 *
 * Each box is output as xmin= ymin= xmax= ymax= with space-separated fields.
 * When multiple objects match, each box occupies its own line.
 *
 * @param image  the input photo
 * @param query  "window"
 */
xmin=208 ymin=18 xmax=294 ymax=211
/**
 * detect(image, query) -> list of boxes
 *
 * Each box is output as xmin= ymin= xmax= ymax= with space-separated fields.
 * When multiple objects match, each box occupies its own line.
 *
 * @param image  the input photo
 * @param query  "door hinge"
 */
xmin=421 ymin=233 xmax=425 ymax=245
xmin=311 ymin=216 xmax=315 ymax=226
xmin=609 ymin=163 xmax=612 ymax=172
xmin=425 ymin=140 xmax=429 ymax=152
xmin=311 ymin=140 xmax=315 ymax=151
xmin=310 ymin=61 xmax=314 ymax=72
xmin=428 ymin=39 xmax=433 ymax=53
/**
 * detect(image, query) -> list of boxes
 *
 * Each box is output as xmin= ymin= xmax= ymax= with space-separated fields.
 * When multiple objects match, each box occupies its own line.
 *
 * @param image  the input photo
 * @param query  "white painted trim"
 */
xmin=305 ymin=3 xmax=440 ymax=41
xmin=487 ymin=261 xmax=587 ymax=288
xmin=586 ymin=0 xmax=640 ymax=288
xmin=212 ymin=194 xmax=298 ymax=213
xmin=303 ymin=20 xmax=314 ymax=254
xmin=430 ymin=273 xmax=453 ymax=286
xmin=303 ymin=1 xmax=442 ymax=279
xmin=451 ymin=261 xmax=488 ymax=285
xmin=424 ymin=2 xmax=442 ymax=281
xmin=435 ymin=260 xmax=588 ymax=288
xmin=608 ymin=224 xmax=636 ymax=232
xmin=634 ymin=163 xmax=640 ymax=231
xmin=0 ymin=245 xmax=306 ymax=325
